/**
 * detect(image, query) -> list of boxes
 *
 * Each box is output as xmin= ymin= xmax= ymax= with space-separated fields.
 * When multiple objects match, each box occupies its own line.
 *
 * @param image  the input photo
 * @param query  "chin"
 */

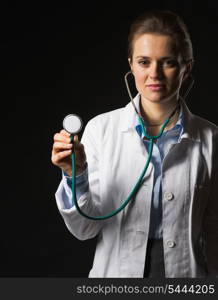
xmin=142 ymin=92 xmax=176 ymax=103
xmin=142 ymin=94 xmax=166 ymax=103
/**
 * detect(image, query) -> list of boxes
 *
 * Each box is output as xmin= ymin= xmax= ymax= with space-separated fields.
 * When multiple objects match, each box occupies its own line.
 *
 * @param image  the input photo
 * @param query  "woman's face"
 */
xmin=129 ymin=33 xmax=187 ymax=104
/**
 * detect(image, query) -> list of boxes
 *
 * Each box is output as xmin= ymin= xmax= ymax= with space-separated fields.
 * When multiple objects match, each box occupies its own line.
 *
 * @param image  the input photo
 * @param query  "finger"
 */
xmin=53 ymin=142 xmax=73 ymax=151
xmin=60 ymin=129 xmax=71 ymax=137
xmin=54 ymin=133 xmax=71 ymax=143
xmin=52 ymin=150 xmax=72 ymax=164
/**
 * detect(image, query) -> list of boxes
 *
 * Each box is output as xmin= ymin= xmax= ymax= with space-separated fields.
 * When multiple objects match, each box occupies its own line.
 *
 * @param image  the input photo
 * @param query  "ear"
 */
xmin=128 ymin=58 xmax=134 ymax=74
xmin=182 ymin=59 xmax=194 ymax=81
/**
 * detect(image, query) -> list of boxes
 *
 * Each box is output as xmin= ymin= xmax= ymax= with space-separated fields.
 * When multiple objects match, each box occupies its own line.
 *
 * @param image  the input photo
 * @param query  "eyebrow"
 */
xmin=135 ymin=55 xmax=176 ymax=59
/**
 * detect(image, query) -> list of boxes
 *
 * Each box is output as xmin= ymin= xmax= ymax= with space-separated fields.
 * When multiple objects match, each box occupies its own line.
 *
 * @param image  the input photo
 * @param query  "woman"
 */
xmin=51 ymin=10 xmax=218 ymax=278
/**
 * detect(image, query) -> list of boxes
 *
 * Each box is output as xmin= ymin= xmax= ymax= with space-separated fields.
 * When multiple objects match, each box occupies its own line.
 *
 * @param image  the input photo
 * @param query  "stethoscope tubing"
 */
xmin=69 ymin=71 xmax=194 ymax=220
xmin=70 ymin=132 xmax=157 ymax=220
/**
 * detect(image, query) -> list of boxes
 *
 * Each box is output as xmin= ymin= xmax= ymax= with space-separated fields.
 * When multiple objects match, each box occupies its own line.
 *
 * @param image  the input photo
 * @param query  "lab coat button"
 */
xmin=167 ymin=240 xmax=176 ymax=248
xmin=164 ymin=192 xmax=174 ymax=201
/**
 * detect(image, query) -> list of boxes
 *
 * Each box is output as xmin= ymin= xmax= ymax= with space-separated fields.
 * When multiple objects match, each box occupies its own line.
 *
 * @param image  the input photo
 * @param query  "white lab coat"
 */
xmin=55 ymin=95 xmax=218 ymax=278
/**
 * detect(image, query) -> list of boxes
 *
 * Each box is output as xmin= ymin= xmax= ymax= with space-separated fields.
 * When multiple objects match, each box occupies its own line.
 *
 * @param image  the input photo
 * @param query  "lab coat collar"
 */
xmin=120 ymin=93 xmax=201 ymax=142
xmin=179 ymin=97 xmax=201 ymax=142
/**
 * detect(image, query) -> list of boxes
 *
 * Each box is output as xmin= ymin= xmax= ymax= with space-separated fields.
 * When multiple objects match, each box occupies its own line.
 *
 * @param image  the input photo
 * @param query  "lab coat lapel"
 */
xmin=120 ymin=95 xmax=154 ymax=184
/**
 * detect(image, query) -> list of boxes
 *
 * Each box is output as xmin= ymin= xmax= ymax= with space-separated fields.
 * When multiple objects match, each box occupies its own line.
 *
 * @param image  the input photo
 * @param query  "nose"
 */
xmin=149 ymin=62 xmax=163 ymax=80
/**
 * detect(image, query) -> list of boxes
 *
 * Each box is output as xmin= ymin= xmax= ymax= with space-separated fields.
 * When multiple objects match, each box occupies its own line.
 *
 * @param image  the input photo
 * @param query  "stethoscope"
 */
xmin=63 ymin=71 xmax=194 ymax=220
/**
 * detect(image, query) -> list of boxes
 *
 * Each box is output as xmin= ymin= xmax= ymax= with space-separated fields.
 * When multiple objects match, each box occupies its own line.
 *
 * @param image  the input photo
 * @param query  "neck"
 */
xmin=139 ymin=95 xmax=180 ymax=126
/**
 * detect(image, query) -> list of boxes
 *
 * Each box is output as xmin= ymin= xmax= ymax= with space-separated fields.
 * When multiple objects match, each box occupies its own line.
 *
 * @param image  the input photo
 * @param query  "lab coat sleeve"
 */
xmin=203 ymin=130 xmax=218 ymax=277
xmin=61 ymin=168 xmax=89 ymax=209
xmin=55 ymin=117 xmax=103 ymax=241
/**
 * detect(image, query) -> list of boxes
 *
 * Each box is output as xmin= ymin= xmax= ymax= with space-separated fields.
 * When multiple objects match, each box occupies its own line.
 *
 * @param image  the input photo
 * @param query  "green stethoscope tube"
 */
xmin=70 ymin=116 xmax=170 ymax=220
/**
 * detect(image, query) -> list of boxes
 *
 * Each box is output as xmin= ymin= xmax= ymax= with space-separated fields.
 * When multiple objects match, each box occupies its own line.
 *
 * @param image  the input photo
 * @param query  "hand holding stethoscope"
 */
xmin=51 ymin=115 xmax=87 ymax=177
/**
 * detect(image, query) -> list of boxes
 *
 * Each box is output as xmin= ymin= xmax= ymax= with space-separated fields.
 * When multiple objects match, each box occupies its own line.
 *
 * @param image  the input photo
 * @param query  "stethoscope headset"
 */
xmin=62 ymin=69 xmax=194 ymax=220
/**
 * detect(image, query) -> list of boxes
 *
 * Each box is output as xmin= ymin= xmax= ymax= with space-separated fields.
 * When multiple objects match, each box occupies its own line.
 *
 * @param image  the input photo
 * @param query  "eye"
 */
xmin=163 ymin=59 xmax=178 ymax=67
xmin=138 ymin=60 xmax=150 ymax=66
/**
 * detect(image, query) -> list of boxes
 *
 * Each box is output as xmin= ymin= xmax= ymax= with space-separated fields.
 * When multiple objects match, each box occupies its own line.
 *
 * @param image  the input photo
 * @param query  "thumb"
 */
xmin=73 ymin=135 xmax=80 ymax=144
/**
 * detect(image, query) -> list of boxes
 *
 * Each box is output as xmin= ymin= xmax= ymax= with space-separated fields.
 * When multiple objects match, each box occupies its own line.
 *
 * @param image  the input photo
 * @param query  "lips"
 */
xmin=147 ymin=84 xmax=165 ymax=91
xmin=147 ymin=84 xmax=165 ymax=87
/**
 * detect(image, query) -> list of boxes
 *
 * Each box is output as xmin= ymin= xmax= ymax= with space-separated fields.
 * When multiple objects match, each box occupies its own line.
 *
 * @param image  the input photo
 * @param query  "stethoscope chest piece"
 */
xmin=63 ymin=114 xmax=83 ymax=134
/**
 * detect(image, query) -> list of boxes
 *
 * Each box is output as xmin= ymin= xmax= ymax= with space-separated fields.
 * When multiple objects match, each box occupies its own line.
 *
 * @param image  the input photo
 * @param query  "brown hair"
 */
xmin=128 ymin=10 xmax=193 ymax=64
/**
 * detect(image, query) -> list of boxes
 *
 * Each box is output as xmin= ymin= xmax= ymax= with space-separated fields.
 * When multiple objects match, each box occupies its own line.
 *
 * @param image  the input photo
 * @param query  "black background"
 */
xmin=3 ymin=0 xmax=218 ymax=277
